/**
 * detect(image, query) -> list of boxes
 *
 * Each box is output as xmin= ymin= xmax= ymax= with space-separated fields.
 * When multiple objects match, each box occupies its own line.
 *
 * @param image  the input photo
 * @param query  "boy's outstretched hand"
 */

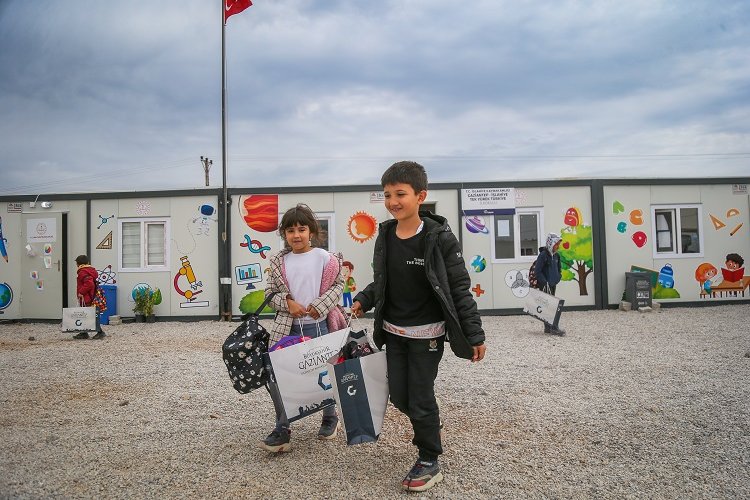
xmin=350 ymin=301 xmax=364 ymax=318
xmin=472 ymin=344 xmax=486 ymax=362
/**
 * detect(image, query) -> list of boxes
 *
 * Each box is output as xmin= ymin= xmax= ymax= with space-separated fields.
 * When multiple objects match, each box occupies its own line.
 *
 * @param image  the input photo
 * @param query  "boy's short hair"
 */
xmin=278 ymin=204 xmax=322 ymax=246
xmin=381 ymin=161 xmax=428 ymax=193
xmin=726 ymin=253 xmax=744 ymax=267
xmin=74 ymin=254 xmax=89 ymax=266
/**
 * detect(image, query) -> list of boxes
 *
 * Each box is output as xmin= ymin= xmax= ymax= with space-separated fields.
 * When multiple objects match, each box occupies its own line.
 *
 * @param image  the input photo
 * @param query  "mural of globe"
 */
xmin=470 ymin=255 xmax=486 ymax=272
xmin=0 ymin=282 xmax=13 ymax=311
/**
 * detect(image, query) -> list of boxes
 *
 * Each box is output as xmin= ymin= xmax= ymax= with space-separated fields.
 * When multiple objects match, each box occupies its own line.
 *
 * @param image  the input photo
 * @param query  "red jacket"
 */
xmin=76 ymin=265 xmax=98 ymax=306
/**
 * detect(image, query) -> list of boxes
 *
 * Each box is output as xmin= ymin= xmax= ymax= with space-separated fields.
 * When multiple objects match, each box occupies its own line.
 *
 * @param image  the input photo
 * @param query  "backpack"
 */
xmin=222 ymin=292 xmax=276 ymax=394
xmin=528 ymin=260 xmax=539 ymax=289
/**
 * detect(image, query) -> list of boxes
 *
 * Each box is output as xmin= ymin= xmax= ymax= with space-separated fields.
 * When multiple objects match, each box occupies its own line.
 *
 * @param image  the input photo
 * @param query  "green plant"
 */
xmin=133 ymin=287 xmax=161 ymax=316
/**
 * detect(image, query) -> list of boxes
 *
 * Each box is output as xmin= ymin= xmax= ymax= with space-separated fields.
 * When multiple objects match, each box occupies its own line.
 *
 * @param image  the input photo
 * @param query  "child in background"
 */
xmin=534 ymin=233 xmax=566 ymax=336
xmin=73 ymin=254 xmax=106 ymax=340
xmin=260 ymin=204 xmax=347 ymax=453
xmin=352 ymin=161 xmax=486 ymax=492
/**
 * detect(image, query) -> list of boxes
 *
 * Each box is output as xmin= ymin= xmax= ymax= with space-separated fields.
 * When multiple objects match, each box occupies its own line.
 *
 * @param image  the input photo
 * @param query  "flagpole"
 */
xmin=221 ymin=1 xmax=231 ymax=321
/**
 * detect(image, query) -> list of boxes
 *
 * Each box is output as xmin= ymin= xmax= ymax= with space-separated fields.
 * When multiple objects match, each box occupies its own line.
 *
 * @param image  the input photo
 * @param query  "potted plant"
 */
xmin=133 ymin=287 xmax=162 ymax=323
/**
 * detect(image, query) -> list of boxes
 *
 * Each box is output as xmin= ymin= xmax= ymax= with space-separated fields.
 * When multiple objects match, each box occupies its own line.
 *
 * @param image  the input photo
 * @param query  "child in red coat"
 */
xmin=74 ymin=255 xmax=105 ymax=339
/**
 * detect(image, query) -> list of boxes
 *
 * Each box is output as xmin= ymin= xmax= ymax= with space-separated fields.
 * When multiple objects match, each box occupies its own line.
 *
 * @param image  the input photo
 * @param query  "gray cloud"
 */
xmin=0 ymin=0 xmax=748 ymax=195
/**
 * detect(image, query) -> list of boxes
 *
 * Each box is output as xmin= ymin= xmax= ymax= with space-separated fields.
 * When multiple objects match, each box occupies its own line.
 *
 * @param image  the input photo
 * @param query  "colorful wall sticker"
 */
xmin=470 ymin=255 xmax=487 ymax=272
xmin=239 ymin=194 xmax=278 ymax=232
xmin=629 ymin=264 xmax=681 ymax=299
xmin=696 ymin=253 xmax=749 ymax=299
xmin=131 ymin=283 xmax=163 ymax=308
xmin=709 ymin=208 xmax=744 ymax=236
xmin=559 ymin=209 xmax=594 ymax=296
xmin=96 ymin=265 xmax=117 ymax=285
xmin=235 ymin=263 xmax=263 ymax=290
xmin=239 ymin=289 xmax=274 ymax=315
xmin=632 ymin=230 xmax=647 ymax=248
xmin=629 ymin=209 xmax=644 ymax=225
xmin=240 ymin=234 xmax=271 ymax=258
xmin=96 ymin=231 xmax=113 ymax=250
xmin=612 ymin=201 xmax=625 ymax=214
xmin=347 ymin=211 xmax=377 ymax=243
xmin=174 ymin=255 xmax=208 ymax=307
xmin=97 ymin=214 xmax=115 ymax=229
xmin=0 ymin=282 xmax=13 ymax=314
xmin=43 ymin=243 xmax=52 ymax=255
xmin=134 ymin=201 xmax=151 ymax=216
xmin=193 ymin=204 xmax=218 ymax=236
xmin=465 ymin=216 xmax=489 ymax=234
xmin=342 ymin=261 xmax=357 ymax=308
xmin=471 ymin=283 xmax=485 ymax=297
xmin=617 ymin=221 xmax=627 ymax=233
xmin=0 ymin=216 xmax=8 ymax=263
xmin=504 ymin=269 xmax=530 ymax=298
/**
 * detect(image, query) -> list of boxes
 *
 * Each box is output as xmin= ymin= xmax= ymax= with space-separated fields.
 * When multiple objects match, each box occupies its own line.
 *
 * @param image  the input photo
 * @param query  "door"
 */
xmin=21 ymin=213 xmax=65 ymax=319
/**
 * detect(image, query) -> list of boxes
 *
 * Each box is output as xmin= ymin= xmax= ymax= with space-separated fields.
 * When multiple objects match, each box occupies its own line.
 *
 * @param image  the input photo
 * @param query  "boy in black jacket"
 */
xmin=352 ymin=161 xmax=486 ymax=492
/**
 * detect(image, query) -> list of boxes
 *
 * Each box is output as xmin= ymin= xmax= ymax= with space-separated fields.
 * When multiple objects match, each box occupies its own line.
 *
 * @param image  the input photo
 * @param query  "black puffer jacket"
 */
xmin=354 ymin=212 xmax=485 ymax=360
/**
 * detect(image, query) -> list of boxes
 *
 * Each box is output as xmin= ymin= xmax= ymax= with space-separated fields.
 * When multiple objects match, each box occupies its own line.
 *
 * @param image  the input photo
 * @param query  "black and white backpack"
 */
xmin=222 ymin=293 xmax=275 ymax=394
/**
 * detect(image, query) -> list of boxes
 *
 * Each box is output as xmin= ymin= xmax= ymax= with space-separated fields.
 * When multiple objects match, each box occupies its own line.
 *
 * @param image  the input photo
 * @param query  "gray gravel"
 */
xmin=1 ymin=304 xmax=749 ymax=499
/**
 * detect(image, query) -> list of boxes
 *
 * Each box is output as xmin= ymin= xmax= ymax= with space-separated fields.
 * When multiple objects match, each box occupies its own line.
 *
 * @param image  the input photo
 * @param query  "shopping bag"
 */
xmin=523 ymin=287 xmax=564 ymax=328
xmin=265 ymin=326 xmax=349 ymax=423
xmin=222 ymin=292 xmax=276 ymax=394
xmin=61 ymin=306 xmax=97 ymax=332
xmin=327 ymin=350 xmax=388 ymax=445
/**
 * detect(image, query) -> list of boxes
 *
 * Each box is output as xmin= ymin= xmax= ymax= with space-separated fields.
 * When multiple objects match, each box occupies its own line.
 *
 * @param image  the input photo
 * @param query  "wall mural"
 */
xmin=173 ymin=204 xmax=218 ymax=255
xmin=0 ymin=216 xmax=8 ymax=263
xmin=240 ymin=234 xmax=271 ymax=258
xmin=347 ymin=211 xmax=377 ymax=243
xmin=470 ymin=255 xmax=487 ymax=272
xmin=696 ymin=252 xmax=748 ymax=298
xmin=471 ymin=283 xmax=485 ymax=297
xmin=629 ymin=264 xmax=681 ymax=299
xmin=96 ymin=231 xmax=113 ymax=250
xmin=612 ymin=201 xmax=648 ymax=248
xmin=96 ymin=265 xmax=117 ymax=285
xmin=174 ymin=255 xmax=208 ymax=308
xmin=0 ymin=282 xmax=13 ymax=314
xmin=131 ymin=283 xmax=163 ymax=305
xmin=239 ymin=289 xmax=273 ymax=314
xmin=342 ymin=261 xmax=357 ymax=308
xmin=97 ymin=214 xmax=115 ymax=229
xmin=465 ymin=216 xmax=489 ymax=234
xmin=504 ymin=269 xmax=530 ymax=298
xmin=559 ymin=206 xmax=594 ymax=296
xmin=239 ymin=194 xmax=278 ymax=232
xmin=709 ymin=208 xmax=744 ymax=236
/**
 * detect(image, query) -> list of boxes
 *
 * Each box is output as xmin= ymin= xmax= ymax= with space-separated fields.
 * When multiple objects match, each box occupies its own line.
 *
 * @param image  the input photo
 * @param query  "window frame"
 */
xmin=650 ymin=204 xmax=704 ymax=259
xmin=489 ymin=208 xmax=544 ymax=263
xmin=118 ymin=217 xmax=171 ymax=272
xmin=277 ymin=211 xmax=336 ymax=252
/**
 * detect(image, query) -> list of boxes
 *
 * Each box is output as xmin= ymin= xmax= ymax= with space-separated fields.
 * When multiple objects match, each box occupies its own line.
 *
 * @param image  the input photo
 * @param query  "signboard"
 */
xmin=732 ymin=184 xmax=747 ymax=195
xmin=26 ymin=218 xmax=57 ymax=243
xmin=7 ymin=203 xmax=22 ymax=213
xmin=369 ymin=192 xmax=385 ymax=203
xmin=461 ymin=188 xmax=516 ymax=215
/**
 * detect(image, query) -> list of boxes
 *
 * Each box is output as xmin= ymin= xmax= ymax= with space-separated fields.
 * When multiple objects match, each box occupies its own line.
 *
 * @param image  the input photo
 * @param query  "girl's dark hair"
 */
xmin=278 ymin=204 xmax=321 ymax=247
xmin=74 ymin=254 xmax=89 ymax=265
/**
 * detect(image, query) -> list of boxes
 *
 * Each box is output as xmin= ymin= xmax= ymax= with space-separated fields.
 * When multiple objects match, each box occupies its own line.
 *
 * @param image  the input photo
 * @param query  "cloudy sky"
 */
xmin=1 ymin=0 xmax=748 ymax=195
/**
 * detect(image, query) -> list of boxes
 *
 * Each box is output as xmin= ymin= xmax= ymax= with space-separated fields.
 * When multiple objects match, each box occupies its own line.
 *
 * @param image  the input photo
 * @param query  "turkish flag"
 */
xmin=224 ymin=0 xmax=252 ymax=23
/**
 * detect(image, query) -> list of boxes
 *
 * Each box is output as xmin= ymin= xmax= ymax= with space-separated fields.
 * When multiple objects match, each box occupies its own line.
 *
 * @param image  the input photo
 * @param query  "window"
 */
xmin=491 ymin=209 xmax=543 ymax=261
xmin=651 ymin=205 xmax=702 ymax=258
xmin=119 ymin=218 xmax=170 ymax=272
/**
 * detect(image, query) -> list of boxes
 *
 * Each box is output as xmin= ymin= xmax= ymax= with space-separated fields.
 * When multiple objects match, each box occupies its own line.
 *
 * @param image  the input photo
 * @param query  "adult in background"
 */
xmin=534 ymin=233 xmax=566 ymax=336
xmin=74 ymin=254 xmax=105 ymax=339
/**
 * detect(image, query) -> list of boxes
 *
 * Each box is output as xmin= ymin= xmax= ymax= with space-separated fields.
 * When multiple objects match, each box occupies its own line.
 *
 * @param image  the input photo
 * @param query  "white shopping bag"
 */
xmin=327 ymin=350 xmax=388 ymax=445
xmin=523 ymin=287 xmax=564 ymax=328
xmin=265 ymin=326 xmax=349 ymax=423
xmin=61 ymin=306 xmax=97 ymax=332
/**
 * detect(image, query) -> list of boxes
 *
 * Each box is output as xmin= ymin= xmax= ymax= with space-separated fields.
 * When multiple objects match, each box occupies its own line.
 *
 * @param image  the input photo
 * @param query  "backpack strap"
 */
xmin=241 ymin=291 xmax=277 ymax=321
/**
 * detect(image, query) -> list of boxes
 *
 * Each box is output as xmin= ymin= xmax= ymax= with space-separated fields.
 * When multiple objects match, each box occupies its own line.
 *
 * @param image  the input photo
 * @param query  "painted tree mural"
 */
xmin=558 ymin=224 xmax=594 ymax=296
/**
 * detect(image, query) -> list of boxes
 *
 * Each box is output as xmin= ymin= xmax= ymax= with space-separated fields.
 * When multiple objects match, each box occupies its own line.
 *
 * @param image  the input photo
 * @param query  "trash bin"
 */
xmin=99 ymin=284 xmax=117 ymax=325
xmin=625 ymin=272 xmax=652 ymax=309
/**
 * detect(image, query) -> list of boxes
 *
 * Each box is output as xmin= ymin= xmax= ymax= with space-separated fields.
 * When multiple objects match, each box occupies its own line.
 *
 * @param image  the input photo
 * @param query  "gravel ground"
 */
xmin=1 ymin=304 xmax=749 ymax=499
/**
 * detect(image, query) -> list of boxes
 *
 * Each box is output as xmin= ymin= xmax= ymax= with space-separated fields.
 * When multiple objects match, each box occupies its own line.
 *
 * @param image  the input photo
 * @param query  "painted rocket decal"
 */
xmin=0 ymin=217 xmax=8 ymax=263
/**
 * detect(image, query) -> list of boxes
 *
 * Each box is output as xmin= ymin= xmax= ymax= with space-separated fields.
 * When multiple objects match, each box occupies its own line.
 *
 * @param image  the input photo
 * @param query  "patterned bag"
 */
xmin=528 ymin=260 xmax=539 ymax=290
xmin=222 ymin=293 xmax=276 ymax=394
xmin=91 ymin=286 xmax=107 ymax=313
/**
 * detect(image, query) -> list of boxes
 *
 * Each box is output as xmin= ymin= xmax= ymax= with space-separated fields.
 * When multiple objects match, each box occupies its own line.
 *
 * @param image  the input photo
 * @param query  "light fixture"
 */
xmin=30 ymin=194 xmax=41 ymax=208
xmin=40 ymin=201 xmax=53 ymax=209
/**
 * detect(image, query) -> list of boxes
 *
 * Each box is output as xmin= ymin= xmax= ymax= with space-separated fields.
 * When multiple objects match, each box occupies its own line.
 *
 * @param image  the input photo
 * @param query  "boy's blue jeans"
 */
xmin=266 ymin=319 xmax=337 ymax=431
xmin=385 ymin=332 xmax=445 ymax=461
